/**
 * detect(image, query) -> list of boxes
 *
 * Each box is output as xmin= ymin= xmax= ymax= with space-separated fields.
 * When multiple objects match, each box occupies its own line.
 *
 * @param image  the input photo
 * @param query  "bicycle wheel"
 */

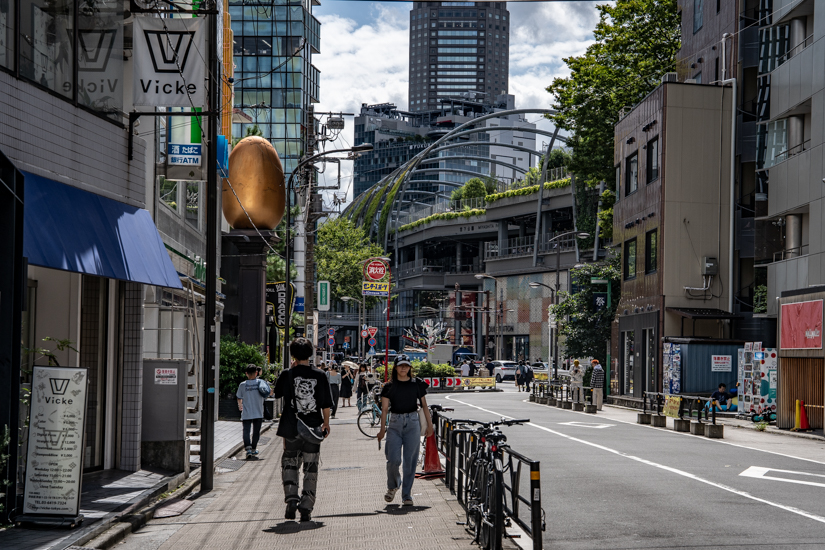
xmin=465 ymin=456 xmax=487 ymax=542
xmin=479 ymin=464 xmax=500 ymax=550
xmin=357 ymin=408 xmax=381 ymax=438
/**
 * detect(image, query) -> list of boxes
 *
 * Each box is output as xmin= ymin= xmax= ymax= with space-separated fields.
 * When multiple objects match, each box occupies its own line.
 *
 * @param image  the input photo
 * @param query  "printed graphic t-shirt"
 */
xmin=274 ymin=364 xmax=333 ymax=438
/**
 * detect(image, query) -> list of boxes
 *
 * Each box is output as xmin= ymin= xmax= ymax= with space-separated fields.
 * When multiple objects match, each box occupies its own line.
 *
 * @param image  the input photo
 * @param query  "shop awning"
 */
xmin=666 ymin=308 xmax=741 ymax=320
xmin=23 ymin=172 xmax=183 ymax=289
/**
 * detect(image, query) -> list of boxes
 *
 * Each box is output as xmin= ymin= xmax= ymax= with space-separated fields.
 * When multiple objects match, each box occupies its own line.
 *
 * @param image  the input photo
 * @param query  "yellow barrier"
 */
xmin=534 ymin=372 xmax=549 ymax=381
xmin=461 ymin=377 xmax=496 ymax=388
xmin=663 ymin=396 xmax=682 ymax=418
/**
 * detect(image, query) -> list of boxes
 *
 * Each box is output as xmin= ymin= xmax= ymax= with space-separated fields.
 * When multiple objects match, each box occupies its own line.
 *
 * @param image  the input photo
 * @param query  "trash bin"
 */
xmin=264 ymin=398 xmax=275 ymax=420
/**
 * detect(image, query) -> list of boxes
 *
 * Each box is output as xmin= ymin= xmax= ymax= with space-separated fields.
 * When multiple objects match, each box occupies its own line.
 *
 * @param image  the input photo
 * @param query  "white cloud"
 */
xmin=312 ymin=1 xmax=605 ymax=205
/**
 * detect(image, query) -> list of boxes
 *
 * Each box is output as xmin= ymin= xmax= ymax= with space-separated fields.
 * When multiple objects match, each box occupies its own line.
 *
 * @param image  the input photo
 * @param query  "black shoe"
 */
xmin=299 ymin=509 xmax=312 ymax=522
xmin=285 ymin=502 xmax=298 ymax=520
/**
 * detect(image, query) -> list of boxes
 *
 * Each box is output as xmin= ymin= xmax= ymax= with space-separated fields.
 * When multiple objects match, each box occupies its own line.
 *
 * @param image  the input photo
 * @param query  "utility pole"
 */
xmin=201 ymin=0 xmax=221 ymax=493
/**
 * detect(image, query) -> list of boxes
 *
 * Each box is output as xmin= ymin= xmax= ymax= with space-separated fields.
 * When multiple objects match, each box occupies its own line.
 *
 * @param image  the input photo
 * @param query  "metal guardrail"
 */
xmin=435 ymin=414 xmax=544 ymax=550
xmin=484 ymin=233 xmax=577 ymax=260
xmin=397 ymin=196 xmax=487 ymax=227
xmin=642 ymin=392 xmax=717 ymax=425
xmin=773 ymin=244 xmax=809 ymax=262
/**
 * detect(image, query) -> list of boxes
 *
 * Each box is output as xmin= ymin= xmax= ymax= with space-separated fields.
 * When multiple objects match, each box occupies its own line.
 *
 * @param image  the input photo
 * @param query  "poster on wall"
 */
xmin=22 ymin=366 xmax=88 ymax=522
xmin=780 ymin=300 xmax=823 ymax=349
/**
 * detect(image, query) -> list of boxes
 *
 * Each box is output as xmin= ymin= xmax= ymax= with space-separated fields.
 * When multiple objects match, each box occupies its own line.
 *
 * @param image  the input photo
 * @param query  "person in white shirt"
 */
xmin=460 ymin=361 xmax=470 ymax=377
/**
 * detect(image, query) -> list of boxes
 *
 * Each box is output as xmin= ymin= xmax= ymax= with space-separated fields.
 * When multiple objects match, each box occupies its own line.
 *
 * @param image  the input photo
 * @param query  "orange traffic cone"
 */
xmin=416 ymin=434 xmax=445 ymax=479
xmin=791 ymin=399 xmax=802 ymax=431
xmin=799 ymin=400 xmax=811 ymax=431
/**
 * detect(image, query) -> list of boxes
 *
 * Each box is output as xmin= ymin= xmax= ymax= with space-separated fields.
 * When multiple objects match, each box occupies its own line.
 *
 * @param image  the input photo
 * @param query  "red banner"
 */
xmin=781 ymin=300 xmax=823 ymax=350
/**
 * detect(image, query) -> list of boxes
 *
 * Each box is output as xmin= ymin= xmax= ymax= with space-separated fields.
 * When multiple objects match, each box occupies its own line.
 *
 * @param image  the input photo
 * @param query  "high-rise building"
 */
xmin=229 ymin=0 xmax=321 ymax=179
xmin=408 ymin=1 xmax=510 ymax=112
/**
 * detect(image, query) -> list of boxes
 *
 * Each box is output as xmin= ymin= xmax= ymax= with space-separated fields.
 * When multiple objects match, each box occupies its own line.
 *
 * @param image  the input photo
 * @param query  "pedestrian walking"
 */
xmin=273 ymin=338 xmax=333 ymax=522
xmin=523 ymin=362 xmax=534 ymax=393
xmin=515 ymin=360 xmax=527 ymax=392
xmin=355 ymin=364 xmax=369 ymax=410
xmin=460 ymin=360 xmax=470 ymax=377
xmin=376 ymin=355 xmax=434 ymax=507
xmin=328 ymin=364 xmax=341 ymax=417
xmin=591 ymin=359 xmax=605 ymax=410
xmin=236 ymin=364 xmax=271 ymax=458
xmin=570 ymin=360 xmax=584 ymax=403
xmin=340 ymin=361 xmax=355 ymax=407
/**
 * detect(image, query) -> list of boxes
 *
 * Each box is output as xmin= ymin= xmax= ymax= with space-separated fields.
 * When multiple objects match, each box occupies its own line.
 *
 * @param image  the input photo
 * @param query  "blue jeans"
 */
xmin=385 ymin=411 xmax=420 ymax=501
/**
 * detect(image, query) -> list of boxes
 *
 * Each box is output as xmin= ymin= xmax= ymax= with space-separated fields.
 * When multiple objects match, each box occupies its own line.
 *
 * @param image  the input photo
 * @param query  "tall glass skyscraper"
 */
xmin=229 ymin=0 xmax=321 ymax=178
xmin=408 ymin=1 xmax=510 ymax=112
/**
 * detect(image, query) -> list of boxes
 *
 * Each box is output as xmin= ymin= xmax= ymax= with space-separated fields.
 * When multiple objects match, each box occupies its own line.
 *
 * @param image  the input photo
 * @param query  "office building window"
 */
xmin=159 ymin=178 xmax=178 ymax=212
xmin=615 ymin=165 xmax=621 ymax=202
xmin=625 ymin=153 xmax=638 ymax=196
xmin=645 ymin=229 xmax=657 ymax=274
xmin=646 ymin=137 xmax=659 ymax=183
xmin=624 ymin=238 xmax=637 ymax=280
xmin=694 ymin=0 xmax=703 ymax=33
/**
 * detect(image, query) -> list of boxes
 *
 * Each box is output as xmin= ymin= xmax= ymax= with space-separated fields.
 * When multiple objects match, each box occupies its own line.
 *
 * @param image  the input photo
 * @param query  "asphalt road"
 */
xmin=429 ymin=383 xmax=825 ymax=550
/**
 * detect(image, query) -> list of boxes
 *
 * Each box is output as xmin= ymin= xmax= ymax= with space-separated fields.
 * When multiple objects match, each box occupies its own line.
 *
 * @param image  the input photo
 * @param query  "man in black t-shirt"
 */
xmin=274 ymin=338 xmax=332 ymax=522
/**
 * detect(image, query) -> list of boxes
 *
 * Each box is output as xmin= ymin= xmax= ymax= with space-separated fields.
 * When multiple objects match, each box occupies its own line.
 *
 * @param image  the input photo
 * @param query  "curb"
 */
xmin=727 ymin=422 xmax=825 ymax=441
xmin=73 ymin=421 xmax=275 ymax=550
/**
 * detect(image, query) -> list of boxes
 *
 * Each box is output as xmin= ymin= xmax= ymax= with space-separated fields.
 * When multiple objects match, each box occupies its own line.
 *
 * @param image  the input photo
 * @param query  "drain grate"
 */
xmin=216 ymin=458 xmax=246 ymax=472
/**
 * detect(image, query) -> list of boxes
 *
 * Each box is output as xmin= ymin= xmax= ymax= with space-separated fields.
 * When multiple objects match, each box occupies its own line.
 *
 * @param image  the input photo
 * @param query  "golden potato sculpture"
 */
xmin=223 ymin=136 xmax=285 ymax=229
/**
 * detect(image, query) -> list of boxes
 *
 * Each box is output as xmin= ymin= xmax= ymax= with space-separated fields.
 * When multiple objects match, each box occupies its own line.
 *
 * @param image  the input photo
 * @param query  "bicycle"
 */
xmin=458 ymin=418 xmax=529 ymax=550
xmin=357 ymin=384 xmax=385 ymax=438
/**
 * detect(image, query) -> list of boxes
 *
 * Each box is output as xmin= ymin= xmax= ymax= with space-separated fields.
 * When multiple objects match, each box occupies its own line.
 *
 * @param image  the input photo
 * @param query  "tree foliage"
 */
xmin=315 ymin=217 xmax=387 ymax=307
xmin=547 ymin=0 xmax=681 ymax=186
xmin=450 ymin=177 xmax=496 ymax=201
xmin=549 ymin=253 xmax=621 ymax=366
xmin=219 ymin=335 xmax=267 ymax=398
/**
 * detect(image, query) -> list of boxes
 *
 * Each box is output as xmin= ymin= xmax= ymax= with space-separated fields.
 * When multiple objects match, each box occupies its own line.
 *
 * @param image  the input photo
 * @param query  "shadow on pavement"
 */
xmin=263 ymin=521 xmax=326 ymax=534
xmin=380 ymin=505 xmax=431 ymax=515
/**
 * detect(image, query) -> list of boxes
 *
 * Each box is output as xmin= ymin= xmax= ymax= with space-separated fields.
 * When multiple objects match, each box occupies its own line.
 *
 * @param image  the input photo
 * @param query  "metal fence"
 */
xmin=484 ymin=233 xmax=577 ymax=260
xmin=397 ymin=196 xmax=487 ymax=227
xmin=434 ymin=413 xmax=544 ymax=550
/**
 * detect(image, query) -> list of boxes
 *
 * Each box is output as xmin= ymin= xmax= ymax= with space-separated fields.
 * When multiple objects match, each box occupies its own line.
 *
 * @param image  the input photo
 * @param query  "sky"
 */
xmin=309 ymin=0 xmax=607 ymax=207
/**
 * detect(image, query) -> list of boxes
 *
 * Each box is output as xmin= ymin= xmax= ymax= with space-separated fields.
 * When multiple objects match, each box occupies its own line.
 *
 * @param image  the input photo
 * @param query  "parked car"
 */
xmin=490 ymin=361 xmax=519 ymax=382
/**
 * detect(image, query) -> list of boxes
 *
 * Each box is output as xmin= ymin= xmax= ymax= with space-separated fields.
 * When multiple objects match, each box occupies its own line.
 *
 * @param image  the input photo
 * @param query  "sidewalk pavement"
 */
xmin=0 ymin=420 xmax=257 ymax=550
xmin=114 ymin=405 xmax=476 ymax=550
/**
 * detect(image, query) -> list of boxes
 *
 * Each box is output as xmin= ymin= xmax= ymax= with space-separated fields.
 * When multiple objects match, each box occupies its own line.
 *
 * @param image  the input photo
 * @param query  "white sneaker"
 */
xmin=384 ymin=487 xmax=399 ymax=503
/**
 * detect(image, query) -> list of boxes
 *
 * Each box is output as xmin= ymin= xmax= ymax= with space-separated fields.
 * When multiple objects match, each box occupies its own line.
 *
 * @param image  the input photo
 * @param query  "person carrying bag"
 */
xmin=376 ymin=355 xmax=434 ymax=507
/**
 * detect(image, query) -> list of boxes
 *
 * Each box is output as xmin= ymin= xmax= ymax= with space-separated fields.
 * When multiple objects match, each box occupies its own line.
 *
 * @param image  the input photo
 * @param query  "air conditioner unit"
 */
xmin=662 ymin=72 xmax=678 ymax=83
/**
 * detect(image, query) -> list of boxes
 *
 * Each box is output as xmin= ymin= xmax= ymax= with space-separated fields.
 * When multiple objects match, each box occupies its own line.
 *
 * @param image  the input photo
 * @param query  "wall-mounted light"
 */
xmin=626 ymin=136 xmax=635 ymax=144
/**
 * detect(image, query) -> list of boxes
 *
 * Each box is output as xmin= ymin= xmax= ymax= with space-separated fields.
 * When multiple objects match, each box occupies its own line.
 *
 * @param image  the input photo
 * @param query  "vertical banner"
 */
xmin=318 ymin=281 xmax=330 ymax=311
xmin=133 ymin=17 xmax=206 ymax=107
xmin=267 ymin=281 xmax=295 ymax=329
xmin=23 ymin=366 xmax=88 ymax=519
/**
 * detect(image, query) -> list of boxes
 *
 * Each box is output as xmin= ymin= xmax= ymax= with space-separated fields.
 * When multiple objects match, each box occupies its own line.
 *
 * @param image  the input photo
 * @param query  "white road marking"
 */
xmin=445 ymin=395 xmax=825 ymax=525
xmin=558 ymin=421 xmax=615 ymax=429
xmin=517 ymin=396 xmax=825 ymax=467
xmin=740 ymin=466 xmax=825 ymax=488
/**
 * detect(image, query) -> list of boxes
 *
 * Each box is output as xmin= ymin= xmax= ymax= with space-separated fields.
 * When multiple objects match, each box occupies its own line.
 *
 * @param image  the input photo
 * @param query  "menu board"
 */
xmin=23 ymin=366 xmax=88 ymax=518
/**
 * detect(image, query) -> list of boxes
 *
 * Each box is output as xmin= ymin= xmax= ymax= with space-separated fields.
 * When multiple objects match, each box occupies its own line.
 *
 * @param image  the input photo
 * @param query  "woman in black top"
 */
xmin=376 ymin=355 xmax=434 ymax=506
xmin=339 ymin=362 xmax=355 ymax=407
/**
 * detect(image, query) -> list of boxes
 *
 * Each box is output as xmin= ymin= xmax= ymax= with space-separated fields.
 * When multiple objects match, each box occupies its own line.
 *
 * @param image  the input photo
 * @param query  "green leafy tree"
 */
xmin=450 ymin=177 xmax=492 ymax=201
xmin=549 ymin=253 xmax=621 ymax=366
xmin=547 ymin=0 xmax=680 ymax=185
xmin=219 ymin=335 xmax=267 ymax=398
xmin=315 ymin=217 xmax=387 ymax=306
xmin=597 ymin=189 xmax=617 ymax=240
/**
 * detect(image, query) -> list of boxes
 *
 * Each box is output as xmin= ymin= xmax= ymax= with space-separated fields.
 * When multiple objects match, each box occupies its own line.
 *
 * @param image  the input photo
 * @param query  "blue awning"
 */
xmin=23 ymin=172 xmax=183 ymax=289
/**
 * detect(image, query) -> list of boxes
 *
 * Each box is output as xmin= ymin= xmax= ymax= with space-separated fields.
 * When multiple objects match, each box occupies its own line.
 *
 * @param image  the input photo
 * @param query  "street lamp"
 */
xmin=282 ymin=143 xmax=374 ymax=368
xmin=475 ymin=274 xmax=498 ymax=360
xmin=545 ymin=231 xmax=589 ymax=370
xmin=341 ymin=296 xmax=364 ymax=358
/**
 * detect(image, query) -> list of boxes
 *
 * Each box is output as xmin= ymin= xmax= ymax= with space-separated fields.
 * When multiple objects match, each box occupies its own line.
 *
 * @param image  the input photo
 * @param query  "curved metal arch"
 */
xmin=442 ymin=126 xmax=569 ymax=144
xmin=389 ymin=108 xmax=558 ymax=252
xmin=425 ymin=141 xmax=543 ymax=160
xmin=419 ymin=155 xmax=529 ymax=174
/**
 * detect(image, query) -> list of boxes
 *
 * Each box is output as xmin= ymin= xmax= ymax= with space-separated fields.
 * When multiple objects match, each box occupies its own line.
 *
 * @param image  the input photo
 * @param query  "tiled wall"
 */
xmin=120 ymin=282 xmax=145 ymax=471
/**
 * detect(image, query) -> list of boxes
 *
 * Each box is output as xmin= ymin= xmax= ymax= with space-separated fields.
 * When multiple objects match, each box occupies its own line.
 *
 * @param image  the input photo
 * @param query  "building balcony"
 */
xmin=768 ymin=37 xmax=819 ymax=121
xmin=766 ymin=250 xmax=813 ymax=316
xmin=484 ymin=233 xmax=577 ymax=261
